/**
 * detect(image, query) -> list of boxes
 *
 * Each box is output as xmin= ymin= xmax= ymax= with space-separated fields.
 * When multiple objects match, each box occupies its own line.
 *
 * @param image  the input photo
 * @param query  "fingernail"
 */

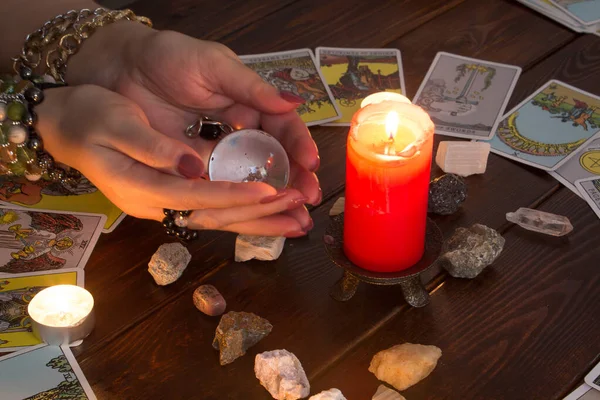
xmin=303 ymin=218 xmax=314 ymax=231
xmin=284 ymin=230 xmax=307 ymax=238
xmin=178 ymin=154 xmax=204 ymax=179
xmin=260 ymin=191 xmax=288 ymax=204
xmin=287 ymin=197 xmax=309 ymax=210
xmin=310 ymin=156 xmax=320 ymax=172
xmin=280 ymin=91 xmax=305 ymax=105
xmin=312 ymin=188 xmax=323 ymax=206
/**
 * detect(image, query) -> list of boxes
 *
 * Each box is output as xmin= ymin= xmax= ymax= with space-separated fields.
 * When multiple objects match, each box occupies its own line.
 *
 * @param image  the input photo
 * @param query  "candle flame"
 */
xmin=385 ymin=111 xmax=400 ymax=140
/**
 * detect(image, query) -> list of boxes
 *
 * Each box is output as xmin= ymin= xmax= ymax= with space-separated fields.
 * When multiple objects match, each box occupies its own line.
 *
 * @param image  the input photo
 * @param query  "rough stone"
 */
xmin=428 ymin=174 xmax=467 ymax=215
xmin=235 ymin=235 xmax=286 ymax=262
xmin=369 ymin=343 xmax=442 ymax=392
xmin=193 ymin=284 xmax=226 ymax=316
xmin=372 ymin=385 xmax=406 ymax=400
xmin=506 ymin=207 xmax=573 ymax=237
xmin=435 ymin=141 xmax=490 ymax=176
xmin=213 ymin=311 xmax=272 ymax=365
xmin=309 ymin=388 xmax=346 ymax=400
xmin=329 ymin=197 xmax=345 ymax=216
xmin=441 ymin=224 xmax=505 ymax=279
xmin=147 ymin=242 xmax=191 ymax=286
xmin=255 ymin=349 xmax=310 ymax=400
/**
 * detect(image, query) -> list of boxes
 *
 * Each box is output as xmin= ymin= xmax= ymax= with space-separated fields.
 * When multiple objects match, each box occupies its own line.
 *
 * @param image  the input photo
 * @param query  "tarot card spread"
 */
xmin=0 ymin=269 xmax=83 ymax=352
xmin=0 ymin=344 xmax=96 ymax=399
xmin=316 ymin=47 xmax=406 ymax=126
xmin=489 ymin=80 xmax=600 ymax=171
xmin=240 ymin=49 xmax=341 ymax=126
xmin=413 ymin=52 xmax=521 ymax=140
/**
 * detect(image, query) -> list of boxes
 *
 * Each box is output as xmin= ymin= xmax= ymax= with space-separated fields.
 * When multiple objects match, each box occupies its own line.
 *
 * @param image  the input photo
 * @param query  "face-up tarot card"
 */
xmin=488 ymin=80 xmax=600 ymax=171
xmin=315 ymin=47 xmax=406 ymax=126
xmin=0 ymin=176 xmax=123 ymax=233
xmin=0 ymin=207 xmax=105 ymax=274
xmin=563 ymin=383 xmax=600 ymax=400
xmin=240 ymin=49 xmax=341 ymax=126
xmin=0 ymin=269 xmax=84 ymax=352
xmin=585 ymin=360 xmax=600 ymax=392
xmin=412 ymin=52 xmax=521 ymax=140
xmin=0 ymin=344 xmax=96 ymax=399
xmin=549 ymin=135 xmax=600 ymax=197
xmin=575 ymin=176 xmax=600 ymax=219
xmin=550 ymin=0 xmax=600 ymax=26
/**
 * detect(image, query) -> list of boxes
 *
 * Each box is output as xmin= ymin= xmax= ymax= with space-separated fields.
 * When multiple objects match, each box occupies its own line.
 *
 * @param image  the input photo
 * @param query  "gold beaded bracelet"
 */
xmin=13 ymin=8 xmax=152 ymax=83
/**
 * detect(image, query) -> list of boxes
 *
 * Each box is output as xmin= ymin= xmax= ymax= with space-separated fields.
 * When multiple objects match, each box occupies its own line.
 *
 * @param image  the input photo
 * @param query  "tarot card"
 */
xmin=0 ymin=176 xmax=123 ymax=232
xmin=563 ymin=383 xmax=600 ymax=400
xmin=0 ymin=269 xmax=83 ymax=352
xmin=575 ymin=176 xmax=600 ymax=219
xmin=518 ymin=0 xmax=588 ymax=31
xmin=412 ymin=52 xmax=521 ymax=140
xmin=315 ymin=47 xmax=406 ymax=126
xmin=0 ymin=207 xmax=105 ymax=274
xmin=585 ymin=360 xmax=600 ymax=391
xmin=549 ymin=135 xmax=600 ymax=197
xmin=0 ymin=344 xmax=96 ymax=399
xmin=240 ymin=49 xmax=341 ymax=126
xmin=488 ymin=80 xmax=600 ymax=171
xmin=550 ymin=0 xmax=600 ymax=26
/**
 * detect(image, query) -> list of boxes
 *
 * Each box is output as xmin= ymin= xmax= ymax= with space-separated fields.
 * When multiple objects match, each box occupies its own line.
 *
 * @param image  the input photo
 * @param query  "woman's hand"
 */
xmin=66 ymin=22 xmax=322 ymax=206
xmin=36 ymin=85 xmax=313 ymax=237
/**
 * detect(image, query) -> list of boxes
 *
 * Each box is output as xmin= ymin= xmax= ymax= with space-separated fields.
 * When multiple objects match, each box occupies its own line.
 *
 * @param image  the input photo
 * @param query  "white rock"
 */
xmin=148 ymin=242 xmax=191 ymax=285
xmin=369 ymin=343 xmax=441 ymax=392
xmin=329 ymin=197 xmax=345 ymax=216
xmin=435 ymin=141 xmax=490 ymax=177
xmin=255 ymin=349 xmax=310 ymax=400
xmin=309 ymin=388 xmax=346 ymax=400
xmin=235 ymin=235 xmax=286 ymax=262
xmin=372 ymin=385 xmax=406 ymax=400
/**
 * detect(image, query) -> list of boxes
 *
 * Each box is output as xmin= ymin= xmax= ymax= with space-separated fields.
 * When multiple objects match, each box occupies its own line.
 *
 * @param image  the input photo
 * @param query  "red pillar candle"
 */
xmin=343 ymin=95 xmax=434 ymax=272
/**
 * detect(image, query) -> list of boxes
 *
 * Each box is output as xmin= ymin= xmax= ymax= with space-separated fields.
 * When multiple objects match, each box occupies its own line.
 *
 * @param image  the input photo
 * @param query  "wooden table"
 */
xmin=71 ymin=0 xmax=600 ymax=398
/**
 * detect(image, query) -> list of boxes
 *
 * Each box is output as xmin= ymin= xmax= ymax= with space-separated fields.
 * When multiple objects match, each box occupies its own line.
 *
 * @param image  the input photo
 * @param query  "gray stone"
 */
xmin=329 ymin=197 xmax=345 ymax=216
xmin=309 ymin=388 xmax=346 ymax=400
xmin=193 ymin=285 xmax=226 ymax=316
xmin=441 ymin=224 xmax=505 ymax=278
xmin=147 ymin=242 xmax=191 ymax=286
xmin=235 ymin=235 xmax=286 ymax=262
xmin=255 ymin=349 xmax=310 ymax=400
xmin=213 ymin=311 xmax=272 ymax=365
xmin=372 ymin=385 xmax=406 ymax=400
xmin=428 ymin=174 xmax=467 ymax=215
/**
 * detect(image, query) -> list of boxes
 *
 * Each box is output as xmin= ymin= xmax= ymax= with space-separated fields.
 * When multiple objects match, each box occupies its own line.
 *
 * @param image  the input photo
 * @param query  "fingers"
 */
xmin=288 ymin=158 xmax=321 ymax=205
xmin=260 ymin=111 xmax=320 ymax=173
xmin=219 ymin=214 xmax=307 ymax=237
xmin=206 ymin=51 xmax=301 ymax=114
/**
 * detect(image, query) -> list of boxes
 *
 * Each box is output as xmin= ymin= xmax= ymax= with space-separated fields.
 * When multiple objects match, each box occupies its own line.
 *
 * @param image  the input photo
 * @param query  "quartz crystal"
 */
xmin=372 ymin=385 xmax=406 ymax=400
xmin=213 ymin=311 xmax=272 ymax=365
xmin=255 ymin=349 xmax=310 ymax=400
xmin=441 ymin=224 xmax=505 ymax=278
xmin=309 ymin=388 xmax=346 ymax=400
xmin=235 ymin=235 xmax=286 ymax=262
xmin=435 ymin=141 xmax=490 ymax=176
xmin=329 ymin=197 xmax=345 ymax=216
xmin=506 ymin=207 xmax=573 ymax=237
xmin=428 ymin=174 xmax=467 ymax=215
xmin=369 ymin=343 xmax=442 ymax=392
xmin=147 ymin=242 xmax=191 ymax=286
xmin=193 ymin=284 xmax=226 ymax=316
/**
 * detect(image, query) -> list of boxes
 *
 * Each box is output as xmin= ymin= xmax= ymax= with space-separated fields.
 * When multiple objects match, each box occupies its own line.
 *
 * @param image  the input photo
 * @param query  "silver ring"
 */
xmin=184 ymin=116 xmax=234 ymax=138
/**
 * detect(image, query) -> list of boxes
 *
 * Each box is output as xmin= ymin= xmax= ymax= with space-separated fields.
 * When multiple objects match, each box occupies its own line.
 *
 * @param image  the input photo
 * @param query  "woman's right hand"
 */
xmin=36 ymin=84 xmax=312 ymax=237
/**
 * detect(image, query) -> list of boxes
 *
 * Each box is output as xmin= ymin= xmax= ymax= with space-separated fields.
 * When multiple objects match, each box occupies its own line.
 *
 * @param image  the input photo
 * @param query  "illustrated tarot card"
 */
xmin=0 ymin=344 xmax=96 ymax=399
xmin=240 ymin=49 xmax=341 ymax=126
xmin=315 ymin=47 xmax=406 ymax=126
xmin=575 ymin=176 xmax=600 ymax=219
xmin=0 ymin=269 xmax=84 ymax=352
xmin=488 ymin=80 xmax=600 ymax=171
xmin=412 ymin=52 xmax=521 ymax=140
xmin=0 ymin=176 xmax=123 ymax=232
xmin=563 ymin=383 xmax=600 ymax=400
xmin=0 ymin=207 xmax=105 ymax=274
xmin=549 ymin=135 xmax=600 ymax=197
xmin=517 ymin=0 xmax=588 ymax=31
xmin=550 ymin=0 xmax=600 ymax=26
xmin=585 ymin=359 xmax=600 ymax=391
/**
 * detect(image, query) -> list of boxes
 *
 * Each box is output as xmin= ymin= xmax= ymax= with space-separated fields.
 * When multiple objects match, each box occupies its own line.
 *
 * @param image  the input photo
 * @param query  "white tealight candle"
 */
xmin=360 ymin=92 xmax=412 ymax=108
xmin=28 ymin=285 xmax=95 ymax=345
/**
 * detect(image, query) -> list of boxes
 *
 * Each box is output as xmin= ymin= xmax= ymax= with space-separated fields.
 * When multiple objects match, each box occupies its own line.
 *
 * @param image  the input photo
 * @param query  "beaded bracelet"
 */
xmin=0 ymin=65 xmax=81 ymax=185
xmin=162 ymin=209 xmax=199 ymax=241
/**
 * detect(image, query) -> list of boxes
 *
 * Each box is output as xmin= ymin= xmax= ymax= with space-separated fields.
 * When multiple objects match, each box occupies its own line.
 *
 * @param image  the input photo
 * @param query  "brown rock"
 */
xmin=193 ymin=285 xmax=226 ymax=316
